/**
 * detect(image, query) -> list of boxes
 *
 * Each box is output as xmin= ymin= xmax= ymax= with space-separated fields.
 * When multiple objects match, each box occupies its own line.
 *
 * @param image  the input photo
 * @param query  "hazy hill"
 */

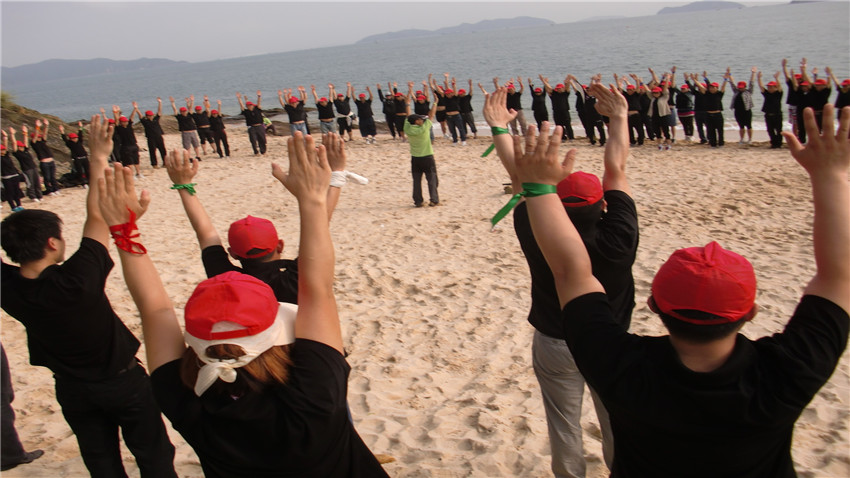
xmin=658 ymin=1 xmax=745 ymax=14
xmin=356 ymin=16 xmax=553 ymax=44
xmin=1 ymin=57 xmax=187 ymax=86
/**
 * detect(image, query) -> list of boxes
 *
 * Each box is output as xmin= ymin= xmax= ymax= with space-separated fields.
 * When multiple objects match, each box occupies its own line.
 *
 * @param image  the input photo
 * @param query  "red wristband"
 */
xmin=109 ymin=209 xmax=147 ymax=254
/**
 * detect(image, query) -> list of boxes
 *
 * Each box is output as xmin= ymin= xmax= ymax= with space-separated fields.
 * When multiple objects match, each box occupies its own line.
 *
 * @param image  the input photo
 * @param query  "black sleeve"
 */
xmin=596 ymin=190 xmax=639 ymax=261
xmin=284 ymin=339 xmax=350 ymax=413
xmin=201 ymin=245 xmax=240 ymax=278
xmin=51 ymin=238 xmax=114 ymax=308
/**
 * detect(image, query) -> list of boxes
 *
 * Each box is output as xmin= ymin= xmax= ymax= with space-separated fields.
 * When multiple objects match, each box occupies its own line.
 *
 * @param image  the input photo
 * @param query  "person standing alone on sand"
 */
xmin=236 ymin=91 xmax=267 ymax=155
xmin=1 ymin=115 xmax=177 ymax=477
xmin=485 ymin=83 xmax=638 ymax=478
xmin=404 ymin=100 xmax=439 ymax=207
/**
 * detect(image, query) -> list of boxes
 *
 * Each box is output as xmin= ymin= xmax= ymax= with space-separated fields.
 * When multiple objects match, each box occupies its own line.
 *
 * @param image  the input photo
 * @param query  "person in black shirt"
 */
xmin=458 ymin=79 xmax=478 ymax=139
xmin=355 ymin=88 xmax=377 ymax=143
xmin=236 ymin=91 xmax=267 ymax=155
xmin=693 ymin=73 xmax=727 ymax=147
xmin=330 ymin=82 xmax=355 ymax=142
xmin=208 ymin=99 xmax=230 ymax=158
xmin=170 ymin=96 xmax=203 ymax=161
xmin=391 ymin=85 xmax=410 ymax=142
xmin=527 ymin=77 xmax=550 ymax=131
xmin=311 ymin=85 xmax=337 ymax=135
xmin=758 ymin=70 xmax=785 ymax=148
xmin=540 ymin=74 xmax=575 ymax=141
xmin=826 ymin=66 xmax=850 ymax=120
xmin=58 ymin=122 xmax=89 ymax=185
xmin=279 ymin=87 xmax=309 ymax=136
xmin=0 ymin=136 xmax=24 ymax=211
xmin=1 ymin=116 xmax=177 ymax=477
xmin=112 ymin=105 xmax=143 ymax=178
xmin=434 ymin=84 xmax=467 ymax=145
xmin=615 ymin=75 xmax=646 ymax=146
xmin=112 ymin=132 xmax=387 ymax=476
xmin=494 ymin=76 xmax=527 ymax=135
xmin=189 ymin=95 xmax=214 ymax=156
xmin=516 ymin=101 xmax=849 ymax=478
xmin=572 ymin=76 xmax=607 ymax=146
xmin=7 ymin=126 xmax=42 ymax=202
xmin=165 ymin=132 xmax=346 ymax=302
xmin=135 ymin=99 xmax=167 ymax=167
xmin=484 ymin=84 xmax=638 ymax=477
xmin=376 ymin=84 xmax=397 ymax=139
xmin=31 ymin=119 xmax=60 ymax=195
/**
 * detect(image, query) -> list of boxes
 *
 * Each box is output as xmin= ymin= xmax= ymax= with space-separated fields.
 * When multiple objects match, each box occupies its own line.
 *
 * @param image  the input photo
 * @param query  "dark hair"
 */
xmin=1 ymin=210 xmax=62 ymax=264
xmin=180 ymin=344 xmax=293 ymax=396
xmin=659 ymin=309 xmax=745 ymax=344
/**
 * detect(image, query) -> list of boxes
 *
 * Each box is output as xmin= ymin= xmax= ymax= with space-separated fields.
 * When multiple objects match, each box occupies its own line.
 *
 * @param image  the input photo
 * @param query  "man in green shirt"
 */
xmin=403 ymin=100 xmax=439 ymax=207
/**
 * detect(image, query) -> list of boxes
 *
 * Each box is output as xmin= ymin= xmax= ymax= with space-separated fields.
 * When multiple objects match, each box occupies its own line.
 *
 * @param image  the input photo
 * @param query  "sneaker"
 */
xmin=1 ymin=449 xmax=44 ymax=471
xmin=658 ymin=144 xmax=663 ymax=150
xmin=415 ymin=203 xmax=424 ymax=208
xmin=12 ymin=206 xmax=24 ymax=212
xmin=429 ymin=201 xmax=440 ymax=207
xmin=664 ymin=144 xmax=671 ymax=150
xmin=461 ymin=141 xmax=467 ymax=146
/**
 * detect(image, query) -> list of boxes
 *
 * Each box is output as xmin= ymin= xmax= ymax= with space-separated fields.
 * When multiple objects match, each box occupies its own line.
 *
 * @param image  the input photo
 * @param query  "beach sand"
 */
xmin=1 ymin=127 xmax=848 ymax=477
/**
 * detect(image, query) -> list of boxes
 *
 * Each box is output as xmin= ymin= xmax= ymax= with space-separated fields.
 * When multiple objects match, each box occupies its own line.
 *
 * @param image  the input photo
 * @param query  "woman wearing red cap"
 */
xmin=208 ymin=99 xmax=230 ymax=158
xmin=58 ymin=121 xmax=89 ymax=186
xmin=135 ymin=98 xmax=167 ymax=167
xmin=354 ymin=87 xmax=377 ymax=143
xmin=727 ymin=67 xmax=757 ymax=145
xmin=692 ymin=70 xmax=727 ymax=147
xmin=100 ymin=133 xmax=389 ymax=476
xmin=758 ymin=69 xmax=785 ymax=148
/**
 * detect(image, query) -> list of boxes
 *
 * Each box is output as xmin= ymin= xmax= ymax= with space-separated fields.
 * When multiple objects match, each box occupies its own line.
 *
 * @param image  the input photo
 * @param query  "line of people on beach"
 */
xmin=1 ymin=64 xmax=849 ymax=476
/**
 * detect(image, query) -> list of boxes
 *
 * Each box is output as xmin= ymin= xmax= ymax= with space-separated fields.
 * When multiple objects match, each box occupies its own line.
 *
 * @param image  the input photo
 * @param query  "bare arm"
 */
xmin=165 ymin=150 xmax=222 ymax=250
xmin=255 ymin=90 xmax=262 ymax=109
xmin=82 ymin=115 xmax=115 ymax=246
xmin=324 ymin=133 xmax=346 ymax=221
xmin=483 ymin=88 xmax=521 ymax=193
xmin=272 ymin=133 xmax=343 ymax=353
xmin=783 ymin=105 xmax=850 ymax=312
xmin=235 ymin=92 xmax=245 ymax=111
xmin=97 ymin=162 xmax=185 ymax=372
xmin=590 ymin=83 xmax=631 ymax=195
xmin=170 ymin=96 xmax=179 ymax=114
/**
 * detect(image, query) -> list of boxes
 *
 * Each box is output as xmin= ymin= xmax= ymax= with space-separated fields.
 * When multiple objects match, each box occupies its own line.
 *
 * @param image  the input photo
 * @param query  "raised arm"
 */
xmin=83 ymin=115 xmax=115 ymax=246
xmin=514 ymin=125 xmax=603 ymax=308
xmin=324 ymin=132 xmax=346 ymax=221
xmin=271 ymin=132 xmax=342 ymax=352
xmin=170 ymin=96 xmax=179 ymax=115
xmin=165 ymin=149 xmax=222 ymax=250
xmin=591 ymin=82 xmax=631 ymax=195
xmin=825 ymin=66 xmax=840 ymax=89
xmin=310 ymin=85 xmax=319 ymax=103
xmin=483 ymin=88 xmax=521 ymax=192
xmin=539 ymin=74 xmax=553 ymax=94
xmin=757 ymin=70 xmax=766 ymax=92
xmin=235 ymin=92 xmax=245 ymax=111
xmin=97 ymin=162 xmax=185 ymax=372
xmin=203 ymin=95 xmax=211 ymax=112
xmin=255 ymin=90 xmax=262 ymax=109
xmin=783 ymin=105 xmax=850 ymax=312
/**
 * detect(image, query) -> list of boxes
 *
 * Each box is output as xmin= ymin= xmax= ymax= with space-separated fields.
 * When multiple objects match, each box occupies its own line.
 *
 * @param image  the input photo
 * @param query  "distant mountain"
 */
xmin=579 ymin=15 xmax=628 ymax=22
xmin=356 ymin=17 xmax=554 ymax=44
xmin=658 ymin=1 xmax=745 ymax=15
xmin=1 ymin=57 xmax=187 ymax=86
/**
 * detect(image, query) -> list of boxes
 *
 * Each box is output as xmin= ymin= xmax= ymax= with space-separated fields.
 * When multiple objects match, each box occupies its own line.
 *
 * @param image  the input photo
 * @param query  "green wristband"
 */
xmin=170 ymin=183 xmax=197 ymax=195
xmin=490 ymin=183 xmax=558 ymax=229
xmin=491 ymin=126 xmax=509 ymax=136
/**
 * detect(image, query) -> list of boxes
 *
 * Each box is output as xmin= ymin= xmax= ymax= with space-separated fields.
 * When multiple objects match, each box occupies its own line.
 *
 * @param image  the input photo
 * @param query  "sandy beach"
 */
xmin=1 ymin=126 xmax=848 ymax=477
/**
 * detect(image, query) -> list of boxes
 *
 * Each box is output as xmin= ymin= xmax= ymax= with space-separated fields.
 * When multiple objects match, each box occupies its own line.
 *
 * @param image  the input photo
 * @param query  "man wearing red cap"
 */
xmin=826 ymin=66 xmax=850 ymax=121
xmin=170 ymin=96 xmax=203 ymax=160
xmin=1 ymin=116 xmax=177 ymax=477
xmin=189 ymin=95 xmax=213 ymax=156
xmin=485 ymin=83 xmax=639 ymax=478
xmin=727 ymin=68 xmax=757 ymax=144
xmin=165 ymin=133 xmax=348 ymax=302
xmin=236 ymin=91 xmax=266 ymax=155
xmin=354 ymin=87 xmax=377 ymax=143
xmin=458 ymin=80 xmax=478 ymax=140
xmin=494 ymin=76 xmax=527 ymax=136
xmin=279 ymin=87 xmax=309 ymax=136
xmin=434 ymin=83 xmax=467 ymax=145
xmin=330 ymin=83 xmax=355 ymax=142
xmin=392 ymin=84 xmax=410 ymax=142
xmin=7 ymin=126 xmax=42 ymax=202
xmin=135 ymin=98 xmax=167 ymax=167
xmin=515 ymin=101 xmax=849 ymax=477
xmin=527 ymin=77 xmax=550 ymax=131
xmin=615 ymin=74 xmax=645 ymax=146
xmin=758 ymin=69 xmax=785 ymax=148
xmin=0 ymin=132 xmax=24 ymax=211
xmin=540 ymin=74 xmax=575 ymax=141
xmin=692 ymin=71 xmax=727 ymax=147
xmin=208 ymin=99 xmax=230 ymax=158
xmin=58 ymin=121 xmax=89 ymax=186
xmin=311 ymin=85 xmax=337 ymax=135
xmin=111 ymin=105 xmax=143 ymax=178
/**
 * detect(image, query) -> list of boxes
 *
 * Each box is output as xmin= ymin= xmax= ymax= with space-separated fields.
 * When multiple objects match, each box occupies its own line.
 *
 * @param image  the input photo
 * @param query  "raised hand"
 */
xmin=323 ymin=132 xmax=347 ymax=172
xmin=590 ymin=83 xmax=627 ymax=119
xmin=272 ymin=132 xmax=331 ymax=202
xmin=784 ymin=105 xmax=850 ymax=177
xmin=97 ymin=162 xmax=151 ymax=226
xmin=164 ymin=149 xmax=199 ymax=185
xmin=88 ymin=115 xmax=114 ymax=159
xmin=483 ymin=87 xmax=518 ymax=127
xmin=514 ymin=124 xmax=575 ymax=187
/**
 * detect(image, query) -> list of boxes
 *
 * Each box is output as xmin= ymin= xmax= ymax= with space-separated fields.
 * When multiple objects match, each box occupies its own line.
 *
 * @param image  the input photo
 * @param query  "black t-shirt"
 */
xmin=115 ymin=121 xmax=138 ymax=146
xmin=563 ymin=293 xmax=849 ymax=478
xmin=506 ymin=91 xmax=523 ymax=110
xmin=62 ymin=132 xmax=87 ymax=158
xmin=413 ymin=100 xmax=430 ymax=115
xmin=316 ymin=102 xmax=335 ymax=120
xmin=808 ymin=87 xmax=832 ymax=110
xmin=392 ymin=97 xmax=408 ymax=115
xmin=12 ymin=149 xmax=36 ymax=171
xmin=786 ymin=80 xmax=798 ymax=106
xmin=284 ymin=102 xmax=306 ymax=123
xmin=623 ymin=92 xmax=642 ymax=112
xmin=150 ymin=339 xmax=389 ymax=478
xmin=201 ymin=245 xmax=298 ymax=304
xmin=458 ymin=95 xmax=473 ymax=114
xmin=836 ymin=89 xmax=850 ymax=109
xmin=704 ymin=90 xmax=724 ymax=111
xmin=354 ymin=99 xmax=373 ymax=119
xmin=176 ymin=114 xmax=197 ymax=131
xmin=333 ymin=97 xmax=352 ymax=116
xmin=191 ymin=111 xmax=211 ymax=128
xmin=762 ymin=90 xmax=784 ymax=114
xmin=209 ymin=115 xmax=225 ymax=132
xmin=30 ymin=139 xmax=52 ymax=160
xmin=674 ymin=89 xmax=694 ymax=111
xmin=1 ymin=153 xmax=19 ymax=176
xmin=531 ymin=92 xmax=548 ymax=115
xmin=139 ymin=115 xmax=164 ymax=138
xmin=549 ymin=90 xmax=570 ymax=113
xmin=513 ymin=190 xmax=639 ymax=338
xmin=0 ymin=238 xmax=141 ymax=380
xmin=442 ymin=95 xmax=460 ymax=113
xmin=241 ymin=108 xmax=264 ymax=126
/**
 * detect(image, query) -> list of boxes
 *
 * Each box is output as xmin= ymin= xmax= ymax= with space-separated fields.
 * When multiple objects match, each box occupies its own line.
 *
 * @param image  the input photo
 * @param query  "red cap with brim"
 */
xmin=843 ymin=79 xmax=850 ymax=86
xmin=651 ymin=242 xmax=756 ymax=325
xmin=246 ymin=101 xmax=254 ymax=106
xmin=679 ymin=84 xmax=689 ymax=90
xmin=180 ymin=107 xmax=188 ymax=112
xmin=800 ymin=81 xmax=810 ymax=86
xmin=185 ymin=272 xmax=279 ymax=341
xmin=319 ymin=97 xmax=328 ymax=102
xmin=68 ymin=133 xmax=78 ymax=139
xmin=651 ymin=87 xmax=662 ymax=93
xmin=815 ymin=79 xmax=828 ymax=85
xmin=211 ymin=109 xmax=219 ymax=115
xmin=556 ymin=172 xmax=603 ymax=207
xmin=145 ymin=110 xmax=154 ymax=116
xmin=108 ymin=119 xmax=115 ymax=124
xmin=416 ymin=95 xmax=427 ymax=101
xmin=358 ymin=93 xmax=366 ymax=98
xmin=289 ymin=97 xmax=299 ymax=103
xmin=119 ymin=116 xmax=128 ymax=122
xmin=555 ymin=84 xmax=565 ymax=89
xmin=710 ymin=82 xmax=720 ymax=87
xmin=767 ymin=81 xmax=778 ymax=87
xmin=444 ymin=89 xmax=454 ymax=95
xmin=737 ymin=82 xmax=747 ymax=89
xmin=16 ymin=141 xmax=25 ymax=148
xmin=534 ymin=87 xmax=543 ymax=93
xmin=626 ymin=85 xmax=636 ymax=90
xmin=228 ymin=216 xmax=279 ymax=259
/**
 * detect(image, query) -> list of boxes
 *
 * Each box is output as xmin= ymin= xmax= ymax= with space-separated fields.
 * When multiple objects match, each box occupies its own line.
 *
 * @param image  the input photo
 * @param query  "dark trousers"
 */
xmin=627 ymin=113 xmax=645 ymax=145
xmin=1 ymin=345 xmax=26 ymax=469
xmin=212 ymin=129 xmax=230 ymax=157
xmin=146 ymin=136 xmax=166 ymax=166
xmin=247 ymin=125 xmax=266 ymax=154
xmin=533 ymin=111 xmax=549 ymax=131
xmin=694 ymin=110 xmax=708 ymax=142
xmin=765 ymin=113 xmax=783 ymax=148
xmin=446 ymin=114 xmax=467 ymax=142
xmin=651 ymin=115 xmax=671 ymax=140
xmin=384 ymin=114 xmax=397 ymax=138
xmin=461 ymin=112 xmax=477 ymax=135
xmin=640 ymin=112 xmax=654 ymax=140
xmin=679 ymin=114 xmax=695 ymax=137
xmin=706 ymin=112 xmax=725 ymax=147
xmin=581 ymin=117 xmax=606 ymax=145
xmin=73 ymin=156 xmax=90 ymax=184
xmin=197 ymin=127 xmax=214 ymax=145
xmin=337 ymin=117 xmax=352 ymax=135
xmin=411 ymin=155 xmax=439 ymax=206
xmin=359 ymin=116 xmax=377 ymax=137
xmin=54 ymin=364 xmax=177 ymax=478
xmin=21 ymin=169 xmax=42 ymax=200
xmin=2 ymin=177 xmax=23 ymax=208
xmin=553 ymin=111 xmax=574 ymax=140
xmin=40 ymin=161 xmax=59 ymax=193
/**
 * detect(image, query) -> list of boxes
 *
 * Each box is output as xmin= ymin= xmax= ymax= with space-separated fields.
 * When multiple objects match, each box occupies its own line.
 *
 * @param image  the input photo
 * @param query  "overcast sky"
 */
xmin=2 ymin=1 xmax=786 ymax=68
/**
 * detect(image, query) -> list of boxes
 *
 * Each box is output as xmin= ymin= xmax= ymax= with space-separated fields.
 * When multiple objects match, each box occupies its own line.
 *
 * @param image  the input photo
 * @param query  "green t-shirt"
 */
xmin=404 ymin=118 xmax=433 ymax=157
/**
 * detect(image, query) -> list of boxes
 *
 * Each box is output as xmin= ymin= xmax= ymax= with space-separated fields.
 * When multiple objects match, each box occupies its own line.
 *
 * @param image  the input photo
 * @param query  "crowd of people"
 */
xmin=0 ymin=60 xmax=849 ymax=477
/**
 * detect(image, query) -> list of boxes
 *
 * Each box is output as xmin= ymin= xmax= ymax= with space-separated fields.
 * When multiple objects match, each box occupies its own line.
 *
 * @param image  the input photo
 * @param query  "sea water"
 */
xmin=5 ymin=1 xmax=848 ymax=130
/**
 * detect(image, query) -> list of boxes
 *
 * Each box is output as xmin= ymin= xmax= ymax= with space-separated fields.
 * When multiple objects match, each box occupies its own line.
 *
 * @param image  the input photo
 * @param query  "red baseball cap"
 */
xmin=289 ymin=96 xmax=299 ymax=103
xmin=679 ymin=84 xmax=689 ymax=90
xmin=228 ymin=216 xmax=279 ymax=259
xmin=15 ymin=141 xmax=25 ymax=148
xmin=651 ymin=87 xmax=662 ymax=93
xmin=180 ymin=106 xmax=188 ymax=112
xmin=458 ymin=89 xmax=466 ymax=95
xmin=337 ymin=93 xmax=344 ymax=97
xmin=556 ymin=172 xmax=603 ymax=207
xmin=394 ymin=92 xmax=404 ymax=97
xmin=416 ymin=95 xmax=426 ymax=101
xmin=195 ymin=106 xmax=203 ymax=111
xmin=319 ymin=97 xmax=328 ymax=102
xmin=145 ymin=110 xmax=154 ymax=116
xmin=185 ymin=272 xmax=280 ymax=341
xmin=555 ymin=83 xmax=565 ymax=89
xmin=799 ymin=81 xmax=810 ymax=87
xmin=444 ymin=89 xmax=454 ymax=95
xmin=358 ymin=93 xmax=366 ymax=98
xmin=108 ymin=118 xmax=116 ymax=124
xmin=210 ymin=109 xmax=219 ymax=115
xmin=415 ymin=90 xmax=423 ymax=95
xmin=814 ymin=78 xmax=828 ymax=86
xmin=842 ymin=79 xmax=850 ymax=86
xmin=119 ymin=116 xmax=128 ymax=122
xmin=68 ymin=133 xmax=78 ymax=139
xmin=766 ymin=81 xmax=778 ymax=87
xmin=507 ymin=83 xmax=515 ymax=89
xmin=245 ymin=101 xmax=254 ymax=106
xmin=651 ymin=242 xmax=756 ymax=324
xmin=534 ymin=87 xmax=543 ymax=93
xmin=626 ymin=85 xmax=636 ymax=90
xmin=710 ymin=82 xmax=719 ymax=87
xmin=0 ymin=145 xmax=5 ymax=151
xmin=737 ymin=81 xmax=747 ymax=89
